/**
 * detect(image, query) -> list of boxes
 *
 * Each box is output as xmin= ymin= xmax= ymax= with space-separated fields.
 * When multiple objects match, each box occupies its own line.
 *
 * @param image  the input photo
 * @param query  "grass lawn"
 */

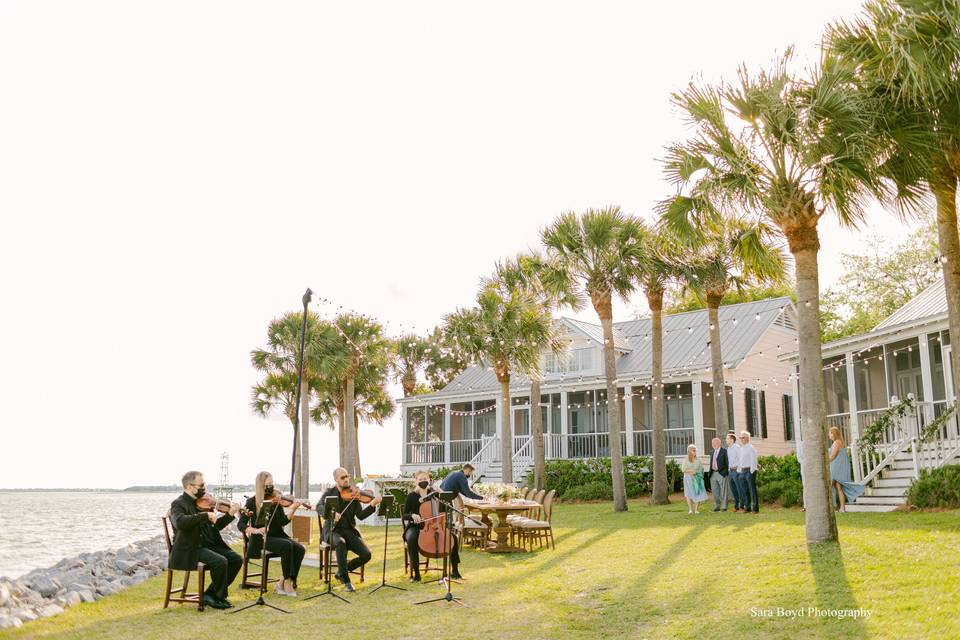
xmin=5 ymin=496 xmax=960 ymax=640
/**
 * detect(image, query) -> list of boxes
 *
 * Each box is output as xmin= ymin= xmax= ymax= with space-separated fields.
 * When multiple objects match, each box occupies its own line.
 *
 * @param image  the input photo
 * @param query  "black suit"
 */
xmin=708 ymin=447 xmax=730 ymax=509
xmin=319 ymin=487 xmax=375 ymax=582
xmin=168 ymin=492 xmax=239 ymax=601
xmin=236 ymin=497 xmax=305 ymax=581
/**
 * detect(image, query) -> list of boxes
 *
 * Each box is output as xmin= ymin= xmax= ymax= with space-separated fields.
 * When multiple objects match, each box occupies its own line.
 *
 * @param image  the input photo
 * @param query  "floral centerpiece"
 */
xmin=473 ymin=482 xmax=521 ymax=503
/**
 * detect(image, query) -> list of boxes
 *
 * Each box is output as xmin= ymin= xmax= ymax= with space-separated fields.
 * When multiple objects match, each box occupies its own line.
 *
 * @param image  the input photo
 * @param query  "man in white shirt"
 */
xmin=736 ymin=430 xmax=759 ymax=514
xmin=725 ymin=432 xmax=743 ymax=512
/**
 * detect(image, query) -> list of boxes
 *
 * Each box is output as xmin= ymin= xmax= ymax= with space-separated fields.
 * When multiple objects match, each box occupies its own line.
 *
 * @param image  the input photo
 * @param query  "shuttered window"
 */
xmin=745 ymin=388 xmax=756 ymax=436
xmin=783 ymin=395 xmax=795 ymax=441
xmin=758 ymin=390 xmax=768 ymax=439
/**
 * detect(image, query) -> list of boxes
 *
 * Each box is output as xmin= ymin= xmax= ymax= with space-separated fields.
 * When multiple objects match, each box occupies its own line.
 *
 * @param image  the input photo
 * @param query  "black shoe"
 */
xmin=410 ymin=574 xmax=421 ymax=583
xmin=712 ymin=507 xmax=720 ymax=512
xmin=450 ymin=570 xmax=463 ymax=580
xmin=721 ymin=508 xmax=728 ymax=511
xmin=203 ymin=594 xmax=228 ymax=610
xmin=221 ymin=599 xmax=234 ymax=608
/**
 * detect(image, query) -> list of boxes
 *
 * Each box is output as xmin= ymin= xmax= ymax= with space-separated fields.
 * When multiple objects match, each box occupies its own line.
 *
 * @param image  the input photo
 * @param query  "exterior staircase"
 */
xmin=846 ymin=453 xmax=918 ymax=512
xmin=478 ymin=459 xmax=534 ymax=485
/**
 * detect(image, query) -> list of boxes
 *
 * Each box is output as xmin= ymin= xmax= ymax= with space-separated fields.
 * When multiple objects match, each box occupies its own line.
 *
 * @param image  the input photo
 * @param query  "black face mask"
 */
xmin=195 ymin=487 xmax=206 ymax=499
xmin=264 ymin=485 xmax=275 ymax=496
xmin=418 ymin=480 xmax=429 ymax=490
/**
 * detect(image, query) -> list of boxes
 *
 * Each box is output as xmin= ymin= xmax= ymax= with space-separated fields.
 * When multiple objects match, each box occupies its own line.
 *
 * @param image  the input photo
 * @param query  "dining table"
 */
xmin=461 ymin=498 xmax=541 ymax=553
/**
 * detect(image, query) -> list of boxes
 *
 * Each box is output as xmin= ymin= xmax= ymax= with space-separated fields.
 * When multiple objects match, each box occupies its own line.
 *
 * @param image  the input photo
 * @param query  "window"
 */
xmin=745 ymin=388 xmax=767 ymax=438
xmin=545 ymin=347 xmax=594 ymax=374
xmin=783 ymin=394 xmax=795 ymax=441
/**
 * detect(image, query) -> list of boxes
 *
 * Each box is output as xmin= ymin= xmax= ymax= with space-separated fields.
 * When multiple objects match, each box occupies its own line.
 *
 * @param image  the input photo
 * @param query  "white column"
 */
xmin=401 ymin=405 xmax=408 ymax=465
xmin=692 ymin=380 xmax=705 ymax=456
xmin=791 ymin=371 xmax=801 ymax=443
xmin=918 ymin=335 xmax=935 ymax=405
xmin=844 ymin=352 xmax=861 ymax=482
xmin=495 ymin=397 xmax=503 ymax=455
xmin=728 ymin=381 xmax=738 ymax=434
xmin=624 ymin=385 xmax=635 ymax=456
xmin=560 ymin=390 xmax=569 ymax=459
xmin=443 ymin=402 xmax=451 ymax=464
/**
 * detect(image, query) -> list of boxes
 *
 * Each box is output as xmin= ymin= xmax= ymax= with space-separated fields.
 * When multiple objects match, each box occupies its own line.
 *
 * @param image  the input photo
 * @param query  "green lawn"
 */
xmin=6 ymin=497 xmax=960 ymax=640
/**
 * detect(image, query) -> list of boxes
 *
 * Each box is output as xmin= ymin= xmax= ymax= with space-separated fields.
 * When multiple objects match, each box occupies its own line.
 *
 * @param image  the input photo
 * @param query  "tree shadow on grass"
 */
xmin=805 ymin=542 xmax=869 ymax=640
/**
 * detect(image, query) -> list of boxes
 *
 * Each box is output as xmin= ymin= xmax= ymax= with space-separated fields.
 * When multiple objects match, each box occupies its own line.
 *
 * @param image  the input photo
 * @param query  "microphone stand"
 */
xmin=231 ymin=498 xmax=290 ymax=614
xmin=415 ymin=492 xmax=466 ymax=607
xmin=368 ymin=494 xmax=405 ymax=595
xmin=304 ymin=496 xmax=349 ymax=603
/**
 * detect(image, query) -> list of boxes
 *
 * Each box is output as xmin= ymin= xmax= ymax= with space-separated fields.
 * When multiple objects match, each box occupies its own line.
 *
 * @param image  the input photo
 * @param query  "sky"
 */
xmin=0 ymin=1 xmax=923 ymax=489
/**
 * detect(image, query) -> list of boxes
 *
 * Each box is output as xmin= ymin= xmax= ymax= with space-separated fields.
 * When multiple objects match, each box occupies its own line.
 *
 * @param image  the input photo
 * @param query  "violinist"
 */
xmin=403 ymin=470 xmax=462 ymax=582
xmin=236 ymin=471 xmax=307 ymax=596
xmin=168 ymin=470 xmax=241 ymax=610
xmin=319 ymin=467 xmax=382 ymax=592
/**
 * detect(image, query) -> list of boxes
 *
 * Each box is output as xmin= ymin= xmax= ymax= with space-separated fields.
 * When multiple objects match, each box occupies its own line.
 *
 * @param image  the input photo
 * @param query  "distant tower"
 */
xmin=216 ymin=452 xmax=232 ymax=501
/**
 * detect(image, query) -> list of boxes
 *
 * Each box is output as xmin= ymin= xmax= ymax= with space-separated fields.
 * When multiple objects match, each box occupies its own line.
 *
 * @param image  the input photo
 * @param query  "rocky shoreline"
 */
xmin=0 ymin=527 xmax=242 ymax=630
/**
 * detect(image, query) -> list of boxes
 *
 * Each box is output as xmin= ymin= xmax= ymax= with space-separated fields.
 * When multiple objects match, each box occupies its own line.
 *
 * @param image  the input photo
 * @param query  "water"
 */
xmin=0 ymin=491 xmax=335 ymax=579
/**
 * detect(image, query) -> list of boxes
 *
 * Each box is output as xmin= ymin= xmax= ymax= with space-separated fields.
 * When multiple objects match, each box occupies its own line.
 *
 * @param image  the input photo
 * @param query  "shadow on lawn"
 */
xmin=806 ymin=542 xmax=869 ymax=639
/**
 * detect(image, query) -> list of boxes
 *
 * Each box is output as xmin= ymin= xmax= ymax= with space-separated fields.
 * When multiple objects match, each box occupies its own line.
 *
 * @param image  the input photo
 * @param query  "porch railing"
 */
xmin=405 ymin=441 xmax=445 ymax=465
xmin=633 ymin=428 xmax=697 ymax=457
xmin=449 ymin=438 xmax=482 ymax=464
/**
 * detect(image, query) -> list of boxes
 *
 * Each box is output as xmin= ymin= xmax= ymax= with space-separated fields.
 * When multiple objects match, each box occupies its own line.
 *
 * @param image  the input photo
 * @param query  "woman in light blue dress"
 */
xmin=828 ymin=427 xmax=865 ymax=512
xmin=682 ymin=444 xmax=708 ymax=514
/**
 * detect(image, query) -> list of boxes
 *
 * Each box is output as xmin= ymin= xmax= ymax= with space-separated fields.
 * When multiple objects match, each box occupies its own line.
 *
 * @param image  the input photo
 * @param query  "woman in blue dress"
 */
xmin=828 ymin=427 xmax=865 ymax=512
xmin=682 ymin=444 xmax=708 ymax=514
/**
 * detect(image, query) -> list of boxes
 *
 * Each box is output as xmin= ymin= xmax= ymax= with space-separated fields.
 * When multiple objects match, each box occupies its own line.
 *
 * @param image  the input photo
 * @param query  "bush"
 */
xmin=758 ymin=478 xmax=804 ymax=508
xmin=907 ymin=464 xmax=960 ymax=508
xmin=541 ymin=456 xmax=684 ymax=501
xmin=563 ymin=480 xmax=614 ymax=501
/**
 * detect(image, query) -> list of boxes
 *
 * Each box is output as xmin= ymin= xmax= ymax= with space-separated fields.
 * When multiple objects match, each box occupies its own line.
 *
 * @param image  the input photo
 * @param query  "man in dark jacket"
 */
xmin=319 ymin=467 xmax=381 ymax=592
xmin=708 ymin=438 xmax=730 ymax=511
xmin=168 ymin=470 xmax=240 ymax=609
xmin=439 ymin=463 xmax=483 ymax=501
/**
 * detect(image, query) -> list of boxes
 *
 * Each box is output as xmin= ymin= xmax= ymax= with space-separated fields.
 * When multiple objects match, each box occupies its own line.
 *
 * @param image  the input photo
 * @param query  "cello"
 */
xmin=417 ymin=491 xmax=453 ymax=559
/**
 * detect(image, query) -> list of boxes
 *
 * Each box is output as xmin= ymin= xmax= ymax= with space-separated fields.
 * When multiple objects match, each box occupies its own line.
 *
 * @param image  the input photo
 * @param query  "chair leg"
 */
xmin=197 ymin=564 xmax=206 ymax=611
xmin=163 ymin=570 xmax=173 ymax=609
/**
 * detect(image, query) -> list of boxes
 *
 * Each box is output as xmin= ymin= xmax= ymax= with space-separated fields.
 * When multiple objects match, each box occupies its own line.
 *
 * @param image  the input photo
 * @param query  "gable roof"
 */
xmin=874 ymin=278 xmax=947 ymax=331
xmin=406 ymin=296 xmax=796 ymax=401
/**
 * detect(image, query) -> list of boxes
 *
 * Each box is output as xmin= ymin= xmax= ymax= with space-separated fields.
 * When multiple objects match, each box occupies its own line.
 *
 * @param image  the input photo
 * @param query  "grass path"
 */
xmin=5 ymin=497 xmax=960 ymax=639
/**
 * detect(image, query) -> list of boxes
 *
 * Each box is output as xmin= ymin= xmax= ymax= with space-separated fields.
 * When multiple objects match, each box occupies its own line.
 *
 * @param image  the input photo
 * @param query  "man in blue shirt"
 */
xmin=440 ymin=463 xmax=483 ymax=500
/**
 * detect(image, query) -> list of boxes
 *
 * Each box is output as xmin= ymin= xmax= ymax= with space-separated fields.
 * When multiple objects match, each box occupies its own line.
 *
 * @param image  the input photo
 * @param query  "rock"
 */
xmin=28 ymin=576 xmax=61 ymax=598
xmin=12 ymin=608 xmax=38 ymax=623
xmin=77 ymin=589 xmax=96 ymax=603
xmin=36 ymin=604 xmax=64 ymax=619
xmin=115 ymin=560 xmax=138 ymax=575
xmin=60 ymin=591 xmax=82 ymax=607
xmin=0 ymin=582 xmax=10 ymax=606
xmin=0 ymin=615 xmax=23 ymax=630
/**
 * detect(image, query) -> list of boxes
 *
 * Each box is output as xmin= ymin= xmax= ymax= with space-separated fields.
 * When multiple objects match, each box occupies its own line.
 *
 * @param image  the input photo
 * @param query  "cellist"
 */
xmin=402 ymin=470 xmax=462 ymax=582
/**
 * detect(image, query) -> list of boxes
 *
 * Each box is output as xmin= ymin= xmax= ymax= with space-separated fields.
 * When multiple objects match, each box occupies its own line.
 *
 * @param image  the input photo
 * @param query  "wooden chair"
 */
xmin=454 ymin=495 xmax=489 ymax=549
xmin=240 ymin=530 xmax=280 ymax=589
xmin=161 ymin=516 xmax=206 ymax=611
xmin=515 ymin=489 xmax=556 ymax=550
xmin=317 ymin=515 xmax=365 ymax=583
xmin=398 ymin=506 xmax=434 ymax=576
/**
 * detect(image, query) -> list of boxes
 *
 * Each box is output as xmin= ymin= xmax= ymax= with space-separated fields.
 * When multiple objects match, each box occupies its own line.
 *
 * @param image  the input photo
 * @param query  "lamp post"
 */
xmin=289 ymin=288 xmax=313 ymax=495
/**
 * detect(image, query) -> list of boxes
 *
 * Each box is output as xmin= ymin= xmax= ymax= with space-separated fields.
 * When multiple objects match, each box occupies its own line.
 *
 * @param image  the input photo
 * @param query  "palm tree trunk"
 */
xmin=353 ymin=412 xmax=362 ymax=478
xmin=707 ymin=296 xmax=730 ymax=437
xmin=344 ymin=377 xmax=357 ymax=479
xmin=299 ymin=378 xmax=310 ymax=498
xmin=337 ymin=405 xmax=347 ymax=469
xmin=498 ymin=374 xmax=514 ymax=484
xmin=648 ymin=288 xmax=669 ymax=505
xmin=289 ymin=415 xmax=302 ymax=497
xmin=933 ymin=173 xmax=960 ymax=408
xmin=402 ymin=373 xmax=416 ymax=398
xmin=530 ymin=379 xmax=545 ymax=490
xmin=597 ymin=307 xmax=628 ymax=512
xmin=788 ymin=224 xmax=838 ymax=544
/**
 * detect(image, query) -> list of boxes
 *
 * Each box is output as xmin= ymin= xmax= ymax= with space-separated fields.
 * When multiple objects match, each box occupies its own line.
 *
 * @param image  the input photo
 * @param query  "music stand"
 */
xmin=231 ymin=500 xmax=290 ymax=614
xmin=368 ymin=494 xmax=405 ymax=595
xmin=303 ymin=496 xmax=350 ymax=603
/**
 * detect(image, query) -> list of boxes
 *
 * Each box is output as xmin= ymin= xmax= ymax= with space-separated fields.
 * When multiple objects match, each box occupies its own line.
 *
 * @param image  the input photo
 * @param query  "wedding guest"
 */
xmin=708 ymin=437 xmax=729 ymax=511
xmin=736 ymin=431 xmax=759 ymax=514
xmin=682 ymin=444 xmax=708 ymax=514
xmin=725 ymin=432 xmax=743 ymax=512
xmin=829 ymin=427 xmax=865 ymax=512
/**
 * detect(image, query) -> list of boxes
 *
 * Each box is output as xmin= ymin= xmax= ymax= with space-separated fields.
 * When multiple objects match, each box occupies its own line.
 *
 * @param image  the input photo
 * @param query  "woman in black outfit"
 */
xmin=237 ymin=471 xmax=306 ymax=596
xmin=402 ymin=470 xmax=461 ymax=582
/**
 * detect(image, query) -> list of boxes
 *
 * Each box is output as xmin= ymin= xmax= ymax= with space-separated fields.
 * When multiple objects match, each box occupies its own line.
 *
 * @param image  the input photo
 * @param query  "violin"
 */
xmin=196 ymin=495 xmax=252 ymax=517
xmin=265 ymin=492 xmax=312 ymax=508
xmin=417 ymin=491 xmax=452 ymax=559
xmin=339 ymin=485 xmax=376 ymax=504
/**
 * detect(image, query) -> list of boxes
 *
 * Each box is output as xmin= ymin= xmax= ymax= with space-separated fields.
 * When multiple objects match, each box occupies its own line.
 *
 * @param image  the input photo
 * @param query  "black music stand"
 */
xmin=303 ymin=496 xmax=349 ymax=603
xmin=368 ymin=494 xmax=405 ymax=595
xmin=415 ymin=491 xmax=465 ymax=607
xmin=231 ymin=500 xmax=290 ymax=614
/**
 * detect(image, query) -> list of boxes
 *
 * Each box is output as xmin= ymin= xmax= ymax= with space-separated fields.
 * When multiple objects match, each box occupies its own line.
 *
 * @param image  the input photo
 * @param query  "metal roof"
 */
xmin=562 ymin=317 xmax=632 ymax=352
xmin=406 ymin=296 xmax=795 ymax=401
xmin=874 ymin=278 xmax=947 ymax=331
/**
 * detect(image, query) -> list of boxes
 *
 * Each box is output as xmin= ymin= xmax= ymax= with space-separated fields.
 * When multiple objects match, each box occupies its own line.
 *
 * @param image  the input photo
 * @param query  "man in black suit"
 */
xmin=708 ymin=438 xmax=730 ymax=511
xmin=319 ymin=467 xmax=382 ymax=592
xmin=168 ymin=470 xmax=240 ymax=609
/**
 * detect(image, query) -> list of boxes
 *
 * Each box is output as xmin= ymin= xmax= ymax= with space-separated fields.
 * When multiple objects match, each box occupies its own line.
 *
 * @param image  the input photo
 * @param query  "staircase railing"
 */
xmin=468 ymin=435 xmax=500 ymax=481
xmin=855 ymin=397 xmax=917 ymax=486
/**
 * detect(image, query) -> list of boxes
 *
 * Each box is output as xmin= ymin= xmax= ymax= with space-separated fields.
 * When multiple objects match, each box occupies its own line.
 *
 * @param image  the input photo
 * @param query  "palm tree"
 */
xmin=541 ymin=207 xmax=646 ymax=512
xmin=424 ymin=326 xmax=469 ymax=392
xmin=636 ymin=226 xmax=681 ymax=506
xmin=661 ymin=205 xmax=788 ymax=442
xmin=444 ymin=283 xmax=555 ymax=484
xmin=486 ymin=252 xmax=574 ymax=489
xmin=390 ymin=334 xmax=431 ymax=397
xmin=331 ymin=313 xmax=391 ymax=480
xmin=663 ymin=50 xmax=890 ymax=543
xmin=827 ymin=0 xmax=960 ymax=408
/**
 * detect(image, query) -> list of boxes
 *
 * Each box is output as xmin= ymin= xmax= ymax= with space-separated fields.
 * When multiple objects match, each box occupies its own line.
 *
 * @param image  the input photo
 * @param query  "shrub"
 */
xmin=754 ymin=453 xmax=803 ymax=507
xmin=907 ymin=464 xmax=960 ymax=508
xmin=541 ymin=456 xmax=686 ymax=501
xmin=563 ymin=480 xmax=613 ymax=501
xmin=758 ymin=478 xmax=804 ymax=508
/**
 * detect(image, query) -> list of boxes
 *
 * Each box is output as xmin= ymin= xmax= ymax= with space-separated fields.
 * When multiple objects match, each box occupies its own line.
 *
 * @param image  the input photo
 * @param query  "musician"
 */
xmin=168 ymin=470 xmax=241 ymax=610
xmin=439 ymin=463 xmax=483 ymax=501
xmin=403 ymin=470 xmax=462 ymax=582
xmin=236 ymin=471 xmax=306 ymax=596
xmin=319 ymin=467 xmax=382 ymax=592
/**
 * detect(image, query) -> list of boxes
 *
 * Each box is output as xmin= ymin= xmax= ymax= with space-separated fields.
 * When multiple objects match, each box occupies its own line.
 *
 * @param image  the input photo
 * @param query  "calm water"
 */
xmin=0 ymin=491 xmax=328 ymax=579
